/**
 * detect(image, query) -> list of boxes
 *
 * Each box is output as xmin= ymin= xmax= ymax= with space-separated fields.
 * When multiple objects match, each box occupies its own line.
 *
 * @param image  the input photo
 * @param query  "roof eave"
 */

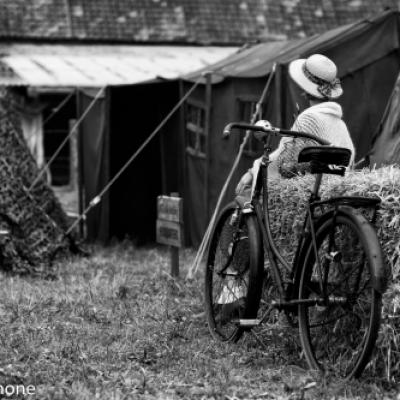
xmin=0 ymin=36 xmax=246 ymax=47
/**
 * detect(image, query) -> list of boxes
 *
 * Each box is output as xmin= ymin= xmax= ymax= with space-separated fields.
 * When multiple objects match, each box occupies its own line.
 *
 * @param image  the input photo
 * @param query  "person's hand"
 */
xmin=254 ymin=120 xmax=272 ymax=141
xmin=235 ymin=171 xmax=253 ymax=195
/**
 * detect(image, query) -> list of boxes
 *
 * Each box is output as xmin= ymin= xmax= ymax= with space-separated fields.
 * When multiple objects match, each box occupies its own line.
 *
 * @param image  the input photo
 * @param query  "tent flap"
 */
xmin=181 ymin=10 xmax=400 ymax=246
xmin=78 ymin=89 xmax=110 ymax=242
xmin=184 ymin=10 xmax=400 ymax=82
xmin=370 ymin=73 xmax=400 ymax=166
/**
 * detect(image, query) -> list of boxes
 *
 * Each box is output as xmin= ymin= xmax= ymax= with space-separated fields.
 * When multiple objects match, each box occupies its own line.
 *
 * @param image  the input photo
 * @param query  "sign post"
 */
xmin=156 ymin=193 xmax=183 ymax=277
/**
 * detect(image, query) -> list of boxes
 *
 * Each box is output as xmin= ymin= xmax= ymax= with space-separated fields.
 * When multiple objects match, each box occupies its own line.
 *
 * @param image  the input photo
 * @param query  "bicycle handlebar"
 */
xmin=223 ymin=122 xmax=331 ymax=146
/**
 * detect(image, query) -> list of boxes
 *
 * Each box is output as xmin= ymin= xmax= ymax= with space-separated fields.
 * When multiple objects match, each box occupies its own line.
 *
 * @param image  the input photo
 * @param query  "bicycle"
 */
xmin=204 ymin=122 xmax=387 ymax=379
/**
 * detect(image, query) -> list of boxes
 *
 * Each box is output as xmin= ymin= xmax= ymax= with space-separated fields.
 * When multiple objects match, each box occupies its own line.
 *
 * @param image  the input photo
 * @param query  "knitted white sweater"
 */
xmin=251 ymin=101 xmax=355 ymax=179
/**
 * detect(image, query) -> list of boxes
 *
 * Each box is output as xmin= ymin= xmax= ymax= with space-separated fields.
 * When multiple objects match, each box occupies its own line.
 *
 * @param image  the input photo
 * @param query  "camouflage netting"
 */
xmin=0 ymin=88 xmax=71 ymax=275
xmin=266 ymin=165 xmax=400 ymax=381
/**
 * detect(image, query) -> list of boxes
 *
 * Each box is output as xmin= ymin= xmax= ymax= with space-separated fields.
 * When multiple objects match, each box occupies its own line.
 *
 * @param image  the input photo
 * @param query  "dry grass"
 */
xmin=268 ymin=165 xmax=400 ymax=276
xmin=0 ymin=242 xmax=396 ymax=399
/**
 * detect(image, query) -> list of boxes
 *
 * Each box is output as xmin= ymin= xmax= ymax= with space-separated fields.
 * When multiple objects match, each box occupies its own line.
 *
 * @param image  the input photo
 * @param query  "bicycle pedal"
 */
xmin=234 ymin=319 xmax=261 ymax=328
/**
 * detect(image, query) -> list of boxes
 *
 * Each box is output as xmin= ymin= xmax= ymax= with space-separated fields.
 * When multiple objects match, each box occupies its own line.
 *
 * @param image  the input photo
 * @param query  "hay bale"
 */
xmin=265 ymin=165 xmax=400 ymax=381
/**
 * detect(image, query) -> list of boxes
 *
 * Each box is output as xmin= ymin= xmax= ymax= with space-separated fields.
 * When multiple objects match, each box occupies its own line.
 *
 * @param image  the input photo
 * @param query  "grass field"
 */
xmin=0 ymin=243 xmax=397 ymax=399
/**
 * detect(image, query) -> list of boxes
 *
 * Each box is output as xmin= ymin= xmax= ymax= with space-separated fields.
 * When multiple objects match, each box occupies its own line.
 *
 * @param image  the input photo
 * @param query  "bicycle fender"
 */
xmin=339 ymin=206 xmax=387 ymax=294
xmin=294 ymin=207 xmax=387 ymax=294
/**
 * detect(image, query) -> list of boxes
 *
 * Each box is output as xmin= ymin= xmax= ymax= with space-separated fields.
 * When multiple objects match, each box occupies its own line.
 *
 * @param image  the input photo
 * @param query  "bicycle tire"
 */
xmin=205 ymin=203 xmax=264 ymax=342
xmin=298 ymin=210 xmax=383 ymax=378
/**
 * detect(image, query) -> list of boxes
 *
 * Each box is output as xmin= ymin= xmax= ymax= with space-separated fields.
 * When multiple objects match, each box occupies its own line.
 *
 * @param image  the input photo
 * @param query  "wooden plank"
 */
xmin=186 ymin=97 xmax=207 ymax=110
xmin=156 ymin=219 xmax=183 ymax=248
xmin=186 ymin=121 xmax=204 ymax=134
xmin=157 ymin=195 xmax=183 ymax=223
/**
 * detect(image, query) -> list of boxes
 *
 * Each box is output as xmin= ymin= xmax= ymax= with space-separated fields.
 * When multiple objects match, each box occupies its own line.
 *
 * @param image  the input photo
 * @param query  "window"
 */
xmin=185 ymin=101 xmax=206 ymax=158
xmin=237 ymin=99 xmax=265 ymax=157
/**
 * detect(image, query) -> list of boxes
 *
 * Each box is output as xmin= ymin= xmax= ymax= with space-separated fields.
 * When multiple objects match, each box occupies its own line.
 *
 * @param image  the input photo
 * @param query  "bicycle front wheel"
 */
xmin=205 ymin=203 xmax=263 ymax=342
xmin=298 ymin=210 xmax=383 ymax=378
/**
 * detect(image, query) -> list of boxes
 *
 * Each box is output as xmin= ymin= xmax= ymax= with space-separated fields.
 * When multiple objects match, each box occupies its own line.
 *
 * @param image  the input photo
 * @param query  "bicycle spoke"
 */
xmin=325 ymin=260 xmax=368 ymax=298
xmin=308 ymin=308 xmax=347 ymax=328
xmin=307 ymin=303 xmax=368 ymax=374
xmin=205 ymin=206 xmax=263 ymax=343
xmin=304 ymin=228 xmax=370 ymax=303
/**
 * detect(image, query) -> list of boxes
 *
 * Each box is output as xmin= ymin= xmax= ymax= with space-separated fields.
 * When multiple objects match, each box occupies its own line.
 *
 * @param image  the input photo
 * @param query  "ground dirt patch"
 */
xmin=0 ymin=243 xmax=397 ymax=399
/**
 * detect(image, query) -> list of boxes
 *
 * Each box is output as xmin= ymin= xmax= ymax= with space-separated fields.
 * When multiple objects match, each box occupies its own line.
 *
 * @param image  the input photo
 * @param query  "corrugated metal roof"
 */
xmin=0 ymin=44 xmax=238 ymax=87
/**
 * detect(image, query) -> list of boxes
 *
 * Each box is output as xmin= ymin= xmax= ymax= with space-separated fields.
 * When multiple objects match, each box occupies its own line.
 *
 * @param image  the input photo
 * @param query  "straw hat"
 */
xmin=289 ymin=54 xmax=343 ymax=100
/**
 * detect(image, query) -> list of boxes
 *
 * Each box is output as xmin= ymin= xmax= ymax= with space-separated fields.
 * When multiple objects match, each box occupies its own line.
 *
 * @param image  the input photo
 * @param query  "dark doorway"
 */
xmin=108 ymin=80 xmax=180 ymax=243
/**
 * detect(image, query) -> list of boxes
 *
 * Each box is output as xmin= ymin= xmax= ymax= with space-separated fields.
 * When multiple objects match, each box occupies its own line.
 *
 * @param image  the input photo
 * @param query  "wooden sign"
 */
xmin=157 ymin=196 xmax=183 ymax=223
xmin=156 ymin=219 xmax=183 ymax=248
xmin=156 ymin=195 xmax=183 ymax=248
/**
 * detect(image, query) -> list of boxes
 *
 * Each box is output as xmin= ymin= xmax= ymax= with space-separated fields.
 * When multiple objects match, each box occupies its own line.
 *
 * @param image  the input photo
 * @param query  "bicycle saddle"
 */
xmin=298 ymin=146 xmax=352 ymax=176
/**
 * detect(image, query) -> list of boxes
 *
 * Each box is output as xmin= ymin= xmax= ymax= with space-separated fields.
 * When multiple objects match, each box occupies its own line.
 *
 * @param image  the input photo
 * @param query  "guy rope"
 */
xmin=187 ymin=63 xmax=277 ymax=279
xmin=43 ymin=90 xmax=76 ymax=126
xmin=64 ymin=76 xmax=205 ymax=236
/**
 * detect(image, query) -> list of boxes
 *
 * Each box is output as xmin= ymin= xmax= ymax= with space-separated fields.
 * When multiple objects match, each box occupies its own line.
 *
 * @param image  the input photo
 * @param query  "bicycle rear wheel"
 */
xmin=205 ymin=203 xmax=263 ymax=342
xmin=298 ymin=210 xmax=383 ymax=378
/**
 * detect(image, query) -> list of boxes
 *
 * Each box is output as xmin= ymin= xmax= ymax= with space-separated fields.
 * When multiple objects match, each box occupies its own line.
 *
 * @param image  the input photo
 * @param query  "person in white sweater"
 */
xmin=236 ymin=54 xmax=355 ymax=193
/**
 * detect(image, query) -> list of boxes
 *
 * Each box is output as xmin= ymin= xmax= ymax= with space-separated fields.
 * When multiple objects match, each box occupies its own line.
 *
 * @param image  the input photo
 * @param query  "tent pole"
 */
xmin=275 ymin=64 xmax=282 ymax=128
xmin=178 ymin=79 xmax=189 ymax=245
xmin=103 ymin=87 xmax=111 ymax=241
xmin=204 ymin=72 xmax=212 ymax=222
xmin=159 ymin=83 xmax=168 ymax=194
xmin=159 ymin=116 xmax=167 ymax=194
xmin=76 ymin=88 xmax=85 ymax=238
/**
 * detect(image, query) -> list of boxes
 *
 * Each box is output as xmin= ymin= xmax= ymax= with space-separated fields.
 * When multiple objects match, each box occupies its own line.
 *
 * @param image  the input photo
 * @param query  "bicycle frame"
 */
xmin=247 ymin=147 xmax=309 ymax=305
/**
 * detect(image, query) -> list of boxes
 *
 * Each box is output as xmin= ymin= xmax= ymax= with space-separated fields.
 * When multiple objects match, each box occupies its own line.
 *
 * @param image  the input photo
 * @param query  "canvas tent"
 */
xmin=0 ymin=44 xmax=237 ymax=243
xmin=180 ymin=10 xmax=400 ymax=246
xmin=369 ymin=72 xmax=400 ymax=167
